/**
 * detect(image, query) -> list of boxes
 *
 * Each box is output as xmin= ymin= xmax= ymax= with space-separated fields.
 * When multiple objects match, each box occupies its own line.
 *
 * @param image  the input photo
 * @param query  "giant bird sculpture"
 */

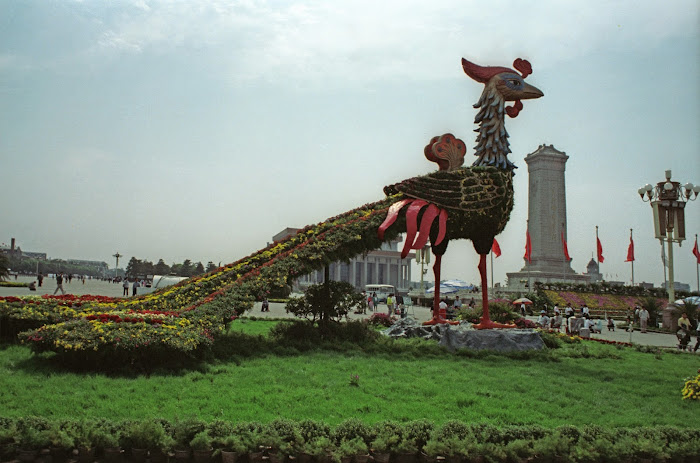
xmin=378 ymin=57 xmax=543 ymax=328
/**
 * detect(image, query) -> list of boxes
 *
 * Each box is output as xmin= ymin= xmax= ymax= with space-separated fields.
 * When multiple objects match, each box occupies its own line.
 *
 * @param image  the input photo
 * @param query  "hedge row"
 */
xmin=1 ymin=417 xmax=699 ymax=463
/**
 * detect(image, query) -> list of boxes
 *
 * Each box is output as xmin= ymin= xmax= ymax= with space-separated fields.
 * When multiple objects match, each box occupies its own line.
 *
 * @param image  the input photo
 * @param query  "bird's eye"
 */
xmin=510 ymin=80 xmax=521 ymax=86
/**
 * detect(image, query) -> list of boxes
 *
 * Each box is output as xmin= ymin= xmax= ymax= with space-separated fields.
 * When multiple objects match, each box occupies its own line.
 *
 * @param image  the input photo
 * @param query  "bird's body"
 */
xmin=378 ymin=57 xmax=543 ymax=328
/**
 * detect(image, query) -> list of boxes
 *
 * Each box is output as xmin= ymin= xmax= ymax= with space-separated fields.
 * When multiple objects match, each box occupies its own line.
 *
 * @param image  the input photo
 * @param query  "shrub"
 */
xmin=332 ymin=419 xmax=372 ymax=446
xmin=367 ymin=313 xmax=396 ymax=327
xmin=682 ymin=369 xmax=700 ymax=400
xmin=458 ymin=301 xmax=518 ymax=324
xmin=189 ymin=431 xmax=213 ymax=451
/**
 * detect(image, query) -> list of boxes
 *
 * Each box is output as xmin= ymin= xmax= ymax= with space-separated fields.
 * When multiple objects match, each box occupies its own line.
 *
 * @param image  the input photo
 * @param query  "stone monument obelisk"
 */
xmin=507 ymin=144 xmax=589 ymax=288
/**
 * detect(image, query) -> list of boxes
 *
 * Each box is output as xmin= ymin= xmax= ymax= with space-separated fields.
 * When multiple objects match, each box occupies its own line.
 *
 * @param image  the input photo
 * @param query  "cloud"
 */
xmin=78 ymin=0 xmax=698 ymax=86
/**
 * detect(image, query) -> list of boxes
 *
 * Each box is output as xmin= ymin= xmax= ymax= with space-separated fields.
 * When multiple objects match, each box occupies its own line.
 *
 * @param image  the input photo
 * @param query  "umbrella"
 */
xmin=512 ymin=297 xmax=533 ymax=305
xmin=674 ymin=296 xmax=700 ymax=306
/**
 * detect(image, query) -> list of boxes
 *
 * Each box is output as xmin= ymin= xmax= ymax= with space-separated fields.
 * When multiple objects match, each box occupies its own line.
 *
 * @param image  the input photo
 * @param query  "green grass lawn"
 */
xmin=0 ymin=320 xmax=697 ymax=428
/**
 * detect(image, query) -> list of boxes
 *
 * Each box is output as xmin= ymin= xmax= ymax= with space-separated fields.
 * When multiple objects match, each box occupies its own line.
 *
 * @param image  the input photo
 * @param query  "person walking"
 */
xmin=53 ymin=273 xmax=65 ymax=295
xmin=37 ymin=272 xmax=44 ymax=288
xmin=387 ymin=294 xmax=394 ymax=315
xmin=367 ymin=293 xmax=375 ymax=312
xmin=122 ymin=278 xmax=130 ymax=296
xmin=638 ymin=306 xmax=650 ymax=333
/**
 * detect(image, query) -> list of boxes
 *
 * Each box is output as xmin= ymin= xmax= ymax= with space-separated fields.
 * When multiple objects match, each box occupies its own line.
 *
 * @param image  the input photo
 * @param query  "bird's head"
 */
xmin=462 ymin=57 xmax=543 ymax=117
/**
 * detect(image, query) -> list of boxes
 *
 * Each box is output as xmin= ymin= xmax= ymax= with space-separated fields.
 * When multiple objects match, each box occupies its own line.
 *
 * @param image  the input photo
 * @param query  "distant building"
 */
xmin=667 ymin=281 xmax=690 ymax=292
xmin=585 ymin=258 xmax=602 ymax=283
xmin=0 ymin=238 xmax=46 ymax=260
xmin=273 ymin=228 xmax=415 ymax=293
xmin=65 ymin=259 xmax=109 ymax=270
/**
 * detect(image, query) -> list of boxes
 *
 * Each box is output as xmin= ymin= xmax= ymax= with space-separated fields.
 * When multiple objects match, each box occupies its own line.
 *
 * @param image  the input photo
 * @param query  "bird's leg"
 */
xmin=473 ymin=253 xmax=516 ymax=330
xmin=423 ymin=254 xmax=458 ymax=326
xmin=479 ymin=253 xmax=490 ymax=322
xmin=433 ymin=254 xmax=441 ymax=319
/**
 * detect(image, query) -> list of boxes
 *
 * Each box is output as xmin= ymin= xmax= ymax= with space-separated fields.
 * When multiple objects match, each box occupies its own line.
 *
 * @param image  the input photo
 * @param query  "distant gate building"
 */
xmin=272 ymin=228 xmax=414 ymax=293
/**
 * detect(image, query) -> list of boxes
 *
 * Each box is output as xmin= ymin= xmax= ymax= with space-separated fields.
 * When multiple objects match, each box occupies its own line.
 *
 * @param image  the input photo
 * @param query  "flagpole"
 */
xmin=696 ymin=234 xmax=699 ymax=293
xmin=630 ymin=228 xmax=634 ymax=287
xmin=596 ymin=225 xmax=600 ymax=271
xmin=490 ymin=249 xmax=494 ymax=297
xmin=527 ymin=219 xmax=531 ymax=292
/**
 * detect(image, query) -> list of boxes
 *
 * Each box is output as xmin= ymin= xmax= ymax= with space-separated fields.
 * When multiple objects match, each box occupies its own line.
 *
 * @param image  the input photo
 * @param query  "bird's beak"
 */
xmin=520 ymin=82 xmax=544 ymax=100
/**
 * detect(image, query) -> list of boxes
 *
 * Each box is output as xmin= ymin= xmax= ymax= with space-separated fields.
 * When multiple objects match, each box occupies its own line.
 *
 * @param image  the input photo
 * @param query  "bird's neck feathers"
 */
xmin=471 ymin=81 xmax=515 ymax=171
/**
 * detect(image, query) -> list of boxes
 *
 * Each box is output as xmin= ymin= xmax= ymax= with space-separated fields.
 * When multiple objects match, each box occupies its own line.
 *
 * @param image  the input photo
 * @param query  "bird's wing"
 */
xmin=384 ymin=167 xmax=512 ymax=214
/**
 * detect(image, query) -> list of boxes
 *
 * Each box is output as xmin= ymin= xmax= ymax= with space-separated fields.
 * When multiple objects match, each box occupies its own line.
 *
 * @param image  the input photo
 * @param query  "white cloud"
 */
xmin=80 ymin=0 xmax=697 ymax=85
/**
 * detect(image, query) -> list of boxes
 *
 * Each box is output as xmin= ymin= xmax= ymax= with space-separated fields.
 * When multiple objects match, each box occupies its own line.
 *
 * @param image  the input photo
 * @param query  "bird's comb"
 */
xmin=462 ymin=57 xmax=533 ymax=82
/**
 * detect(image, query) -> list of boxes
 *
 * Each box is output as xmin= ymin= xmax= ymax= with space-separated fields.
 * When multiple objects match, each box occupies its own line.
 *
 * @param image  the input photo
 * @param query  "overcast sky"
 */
xmin=1 ymin=0 xmax=699 ymax=289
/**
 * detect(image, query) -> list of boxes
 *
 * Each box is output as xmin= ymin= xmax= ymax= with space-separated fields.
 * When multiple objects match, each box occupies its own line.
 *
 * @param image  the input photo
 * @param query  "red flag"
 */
xmin=561 ymin=231 xmax=571 ymax=261
xmin=492 ymin=238 xmax=502 ymax=258
xmin=597 ymin=237 xmax=605 ymax=263
xmin=625 ymin=237 xmax=635 ymax=262
xmin=524 ymin=229 xmax=532 ymax=263
xmin=693 ymin=237 xmax=700 ymax=264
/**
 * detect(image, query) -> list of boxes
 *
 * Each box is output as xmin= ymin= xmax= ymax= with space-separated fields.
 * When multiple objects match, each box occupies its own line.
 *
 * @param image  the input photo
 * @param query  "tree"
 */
xmin=285 ymin=281 xmax=364 ymax=328
xmin=180 ymin=259 xmax=193 ymax=277
xmin=125 ymin=257 xmax=141 ymax=279
xmin=193 ymin=262 xmax=205 ymax=275
xmin=0 ymin=254 xmax=10 ymax=281
xmin=170 ymin=263 xmax=183 ymax=276
xmin=205 ymin=261 xmax=217 ymax=273
xmin=154 ymin=259 xmax=170 ymax=275
xmin=140 ymin=260 xmax=155 ymax=276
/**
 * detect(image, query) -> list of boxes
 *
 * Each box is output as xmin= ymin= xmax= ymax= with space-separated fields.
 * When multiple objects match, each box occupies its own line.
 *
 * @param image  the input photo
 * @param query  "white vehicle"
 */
xmin=365 ymin=284 xmax=396 ymax=303
xmin=138 ymin=274 xmax=188 ymax=294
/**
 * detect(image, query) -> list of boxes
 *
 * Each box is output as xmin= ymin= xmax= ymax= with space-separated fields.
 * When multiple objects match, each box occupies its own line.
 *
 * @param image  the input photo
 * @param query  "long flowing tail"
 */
xmin=7 ymin=195 xmax=407 ymax=355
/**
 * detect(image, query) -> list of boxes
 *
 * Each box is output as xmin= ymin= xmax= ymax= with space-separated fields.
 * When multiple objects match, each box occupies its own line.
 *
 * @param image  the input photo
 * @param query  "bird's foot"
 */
xmin=423 ymin=317 xmax=460 ymax=326
xmin=472 ymin=319 xmax=517 ymax=330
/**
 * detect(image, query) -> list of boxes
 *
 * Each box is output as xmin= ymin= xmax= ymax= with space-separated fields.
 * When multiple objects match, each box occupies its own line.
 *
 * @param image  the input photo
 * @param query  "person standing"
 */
xmin=53 ymin=273 xmax=65 ymax=295
xmin=261 ymin=298 xmax=269 ymax=312
xmin=372 ymin=292 xmax=378 ymax=311
xmin=367 ymin=293 xmax=375 ymax=312
xmin=122 ymin=278 xmax=129 ymax=296
xmin=132 ymin=279 xmax=140 ymax=296
xmin=638 ymin=306 xmax=650 ymax=333
xmin=387 ymin=294 xmax=394 ymax=315
xmin=37 ymin=272 xmax=44 ymax=288
xmin=607 ymin=317 xmax=615 ymax=332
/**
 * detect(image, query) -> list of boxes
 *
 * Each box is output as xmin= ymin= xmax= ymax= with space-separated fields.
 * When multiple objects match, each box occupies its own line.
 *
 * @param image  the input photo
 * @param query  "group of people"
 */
xmin=121 ymin=278 xmax=142 ymax=296
xmin=625 ymin=306 xmax=651 ymax=333
xmin=535 ymin=304 xmax=608 ymax=335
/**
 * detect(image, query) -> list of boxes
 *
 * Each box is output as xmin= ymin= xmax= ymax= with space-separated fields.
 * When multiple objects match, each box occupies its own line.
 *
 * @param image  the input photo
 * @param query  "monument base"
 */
xmin=382 ymin=318 xmax=545 ymax=352
xmin=506 ymin=269 xmax=590 ymax=290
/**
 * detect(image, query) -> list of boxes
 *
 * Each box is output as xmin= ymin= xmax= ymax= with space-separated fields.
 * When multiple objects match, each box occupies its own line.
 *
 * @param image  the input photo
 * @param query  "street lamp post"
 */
xmin=112 ymin=252 xmax=122 ymax=277
xmin=415 ymin=245 xmax=430 ymax=295
xmin=638 ymin=170 xmax=698 ymax=315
